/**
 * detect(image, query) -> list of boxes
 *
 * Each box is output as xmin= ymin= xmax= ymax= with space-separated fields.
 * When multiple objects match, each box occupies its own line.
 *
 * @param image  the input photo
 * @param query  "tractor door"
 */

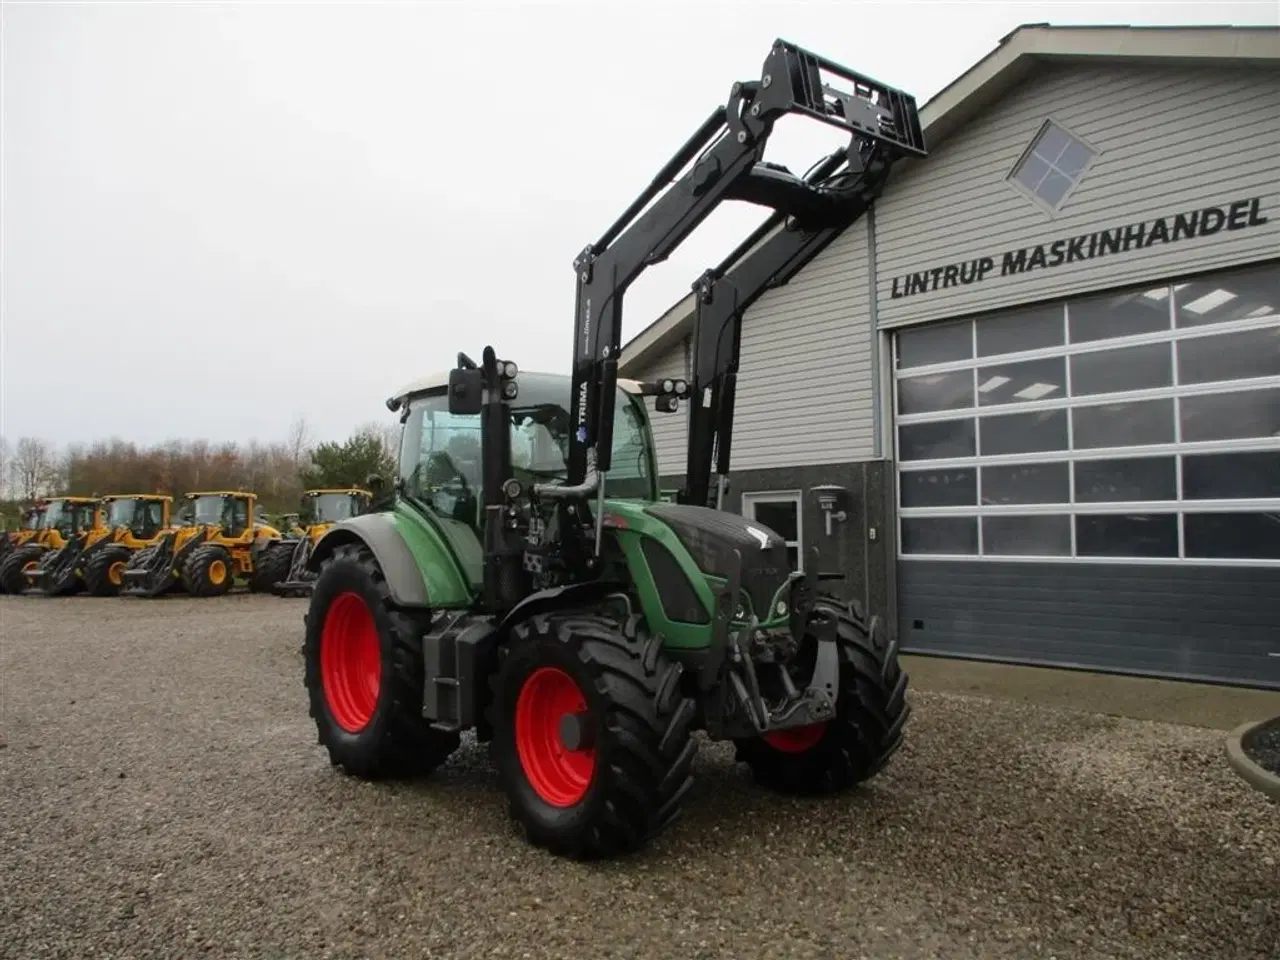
xmin=399 ymin=396 xmax=485 ymax=589
xmin=137 ymin=500 xmax=165 ymax=539
xmin=223 ymin=497 xmax=250 ymax=539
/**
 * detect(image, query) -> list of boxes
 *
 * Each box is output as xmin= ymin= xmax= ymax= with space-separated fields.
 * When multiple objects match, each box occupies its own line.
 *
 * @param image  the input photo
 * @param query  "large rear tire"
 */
xmin=182 ymin=544 xmax=235 ymax=597
xmin=734 ymin=596 xmax=910 ymax=794
xmin=488 ymin=609 xmax=698 ymax=860
xmin=0 ymin=545 xmax=45 ymax=595
xmin=84 ymin=545 xmax=133 ymax=597
xmin=303 ymin=542 xmax=460 ymax=779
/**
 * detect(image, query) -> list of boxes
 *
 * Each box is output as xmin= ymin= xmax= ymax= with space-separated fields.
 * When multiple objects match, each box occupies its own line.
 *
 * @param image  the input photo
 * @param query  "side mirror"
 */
xmin=448 ymin=368 xmax=484 ymax=415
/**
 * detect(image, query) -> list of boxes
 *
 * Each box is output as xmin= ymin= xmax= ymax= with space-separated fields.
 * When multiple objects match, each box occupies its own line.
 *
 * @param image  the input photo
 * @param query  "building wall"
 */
xmin=873 ymin=62 xmax=1280 ymax=328
xmin=629 ymin=335 xmax=690 ymax=482
xmin=626 ymin=218 xmax=878 ymax=475
xmin=730 ymin=216 xmax=876 ymax=470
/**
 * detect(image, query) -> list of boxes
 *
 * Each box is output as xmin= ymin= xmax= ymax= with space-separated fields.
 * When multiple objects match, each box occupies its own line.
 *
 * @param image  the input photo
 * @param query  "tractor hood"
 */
xmin=643 ymin=502 xmax=792 ymax=620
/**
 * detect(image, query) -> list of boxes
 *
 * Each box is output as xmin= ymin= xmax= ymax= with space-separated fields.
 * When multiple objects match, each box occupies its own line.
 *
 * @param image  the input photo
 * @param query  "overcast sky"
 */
xmin=3 ymin=0 xmax=1277 ymax=449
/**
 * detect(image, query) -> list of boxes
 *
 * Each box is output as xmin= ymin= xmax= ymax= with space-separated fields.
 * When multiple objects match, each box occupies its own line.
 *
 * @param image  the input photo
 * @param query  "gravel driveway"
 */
xmin=1 ymin=595 xmax=1276 ymax=960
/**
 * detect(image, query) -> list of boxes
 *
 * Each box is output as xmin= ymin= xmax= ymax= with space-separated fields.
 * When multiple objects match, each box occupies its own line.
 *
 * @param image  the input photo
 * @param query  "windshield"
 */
xmin=398 ymin=384 xmax=655 ymax=523
xmin=189 ymin=496 xmax=225 ymax=525
xmin=309 ymin=493 xmax=361 ymax=524
xmin=107 ymin=498 xmax=166 ymax=536
xmin=40 ymin=501 xmax=68 ymax=531
xmin=107 ymin=499 xmax=138 ymax=527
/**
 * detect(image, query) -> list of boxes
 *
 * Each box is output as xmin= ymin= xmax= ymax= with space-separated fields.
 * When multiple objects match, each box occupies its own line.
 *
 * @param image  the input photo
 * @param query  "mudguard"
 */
xmin=307 ymin=511 xmax=473 ymax=610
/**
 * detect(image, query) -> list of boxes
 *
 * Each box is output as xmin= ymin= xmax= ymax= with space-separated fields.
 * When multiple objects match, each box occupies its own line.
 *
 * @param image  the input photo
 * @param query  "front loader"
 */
xmin=299 ymin=39 xmax=926 ymax=860
xmin=267 ymin=487 xmax=373 ymax=597
xmin=0 ymin=497 xmax=100 ymax=595
xmin=120 ymin=491 xmax=285 ymax=598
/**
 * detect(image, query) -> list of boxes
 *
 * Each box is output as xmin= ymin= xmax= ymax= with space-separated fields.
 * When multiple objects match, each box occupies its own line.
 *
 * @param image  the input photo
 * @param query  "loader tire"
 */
xmin=182 ymin=544 xmax=235 ymax=597
xmin=488 ymin=608 xmax=698 ymax=860
xmin=0 ymin=545 xmax=45 ymax=595
xmin=249 ymin=540 xmax=293 ymax=593
xmin=733 ymin=596 xmax=910 ymax=795
xmin=303 ymin=542 xmax=460 ymax=780
xmin=84 ymin=545 xmax=133 ymax=597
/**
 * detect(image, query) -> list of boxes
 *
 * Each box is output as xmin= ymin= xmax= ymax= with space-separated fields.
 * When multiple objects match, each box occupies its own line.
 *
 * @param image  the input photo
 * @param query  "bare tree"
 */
xmin=286 ymin=417 xmax=313 ymax=472
xmin=0 ymin=435 xmax=10 ymax=499
xmin=10 ymin=436 xmax=59 ymax=500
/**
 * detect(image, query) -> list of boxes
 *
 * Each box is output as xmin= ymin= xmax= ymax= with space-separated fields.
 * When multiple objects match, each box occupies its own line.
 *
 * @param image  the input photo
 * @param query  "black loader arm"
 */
xmin=565 ymin=39 xmax=927 ymax=545
xmin=680 ymin=122 xmax=924 ymax=509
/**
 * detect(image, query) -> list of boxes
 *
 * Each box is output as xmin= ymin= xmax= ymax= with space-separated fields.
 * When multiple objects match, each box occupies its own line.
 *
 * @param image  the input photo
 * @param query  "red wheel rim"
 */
xmin=763 ymin=722 xmax=828 ymax=754
xmin=514 ymin=666 xmax=596 ymax=807
xmin=319 ymin=591 xmax=382 ymax=733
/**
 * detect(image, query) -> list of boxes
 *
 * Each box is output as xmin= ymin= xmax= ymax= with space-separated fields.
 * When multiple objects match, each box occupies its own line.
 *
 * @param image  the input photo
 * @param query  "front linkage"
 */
xmin=120 ymin=529 xmax=203 ymax=598
xmin=271 ymin=535 xmax=319 ymax=597
xmin=24 ymin=537 xmax=89 ymax=597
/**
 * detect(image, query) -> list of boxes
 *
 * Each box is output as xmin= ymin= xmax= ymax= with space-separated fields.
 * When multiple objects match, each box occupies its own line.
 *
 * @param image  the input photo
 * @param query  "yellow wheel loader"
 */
xmin=0 ymin=497 xmax=101 ymax=595
xmin=120 ymin=491 xmax=285 ymax=598
xmin=74 ymin=494 xmax=176 ymax=596
xmin=0 ymin=501 xmax=47 ymax=587
xmin=267 ymin=487 xmax=373 ymax=597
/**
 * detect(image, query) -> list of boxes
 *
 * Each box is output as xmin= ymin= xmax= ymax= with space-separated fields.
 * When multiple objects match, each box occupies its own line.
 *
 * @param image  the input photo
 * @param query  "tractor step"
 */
xmin=421 ymin=614 xmax=499 ymax=733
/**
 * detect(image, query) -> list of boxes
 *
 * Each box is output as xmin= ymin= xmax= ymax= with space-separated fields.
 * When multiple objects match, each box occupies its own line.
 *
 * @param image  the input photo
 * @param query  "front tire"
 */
xmin=734 ymin=597 xmax=910 ymax=794
xmin=84 ymin=545 xmax=132 ymax=596
xmin=489 ymin=609 xmax=698 ymax=860
xmin=303 ymin=542 xmax=460 ymax=779
xmin=182 ymin=544 xmax=235 ymax=597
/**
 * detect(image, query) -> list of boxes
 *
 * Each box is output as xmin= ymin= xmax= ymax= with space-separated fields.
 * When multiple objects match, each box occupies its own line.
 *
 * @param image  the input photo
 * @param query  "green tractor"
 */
xmin=299 ymin=39 xmax=927 ymax=859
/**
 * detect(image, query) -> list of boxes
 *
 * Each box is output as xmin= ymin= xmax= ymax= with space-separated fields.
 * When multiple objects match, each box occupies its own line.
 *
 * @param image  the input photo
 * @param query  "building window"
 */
xmin=893 ymin=260 xmax=1280 ymax=565
xmin=1007 ymin=119 xmax=1097 ymax=211
xmin=742 ymin=491 xmax=803 ymax=572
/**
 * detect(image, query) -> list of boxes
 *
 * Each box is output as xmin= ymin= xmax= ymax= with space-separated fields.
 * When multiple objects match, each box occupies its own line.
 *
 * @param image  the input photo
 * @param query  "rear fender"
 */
xmin=308 ymin=509 xmax=472 ymax=610
xmin=496 ymin=579 xmax=632 ymax=637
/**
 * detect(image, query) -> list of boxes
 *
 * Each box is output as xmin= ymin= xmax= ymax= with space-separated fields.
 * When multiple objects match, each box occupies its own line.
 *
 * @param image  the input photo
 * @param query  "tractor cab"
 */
xmin=102 ymin=494 xmax=172 ymax=543
xmin=37 ymin=496 xmax=101 ymax=545
xmin=301 ymin=488 xmax=373 ymax=527
xmin=185 ymin=492 xmax=253 ymax=538
xmin=388 ymin=370 xmax=661 ymax=592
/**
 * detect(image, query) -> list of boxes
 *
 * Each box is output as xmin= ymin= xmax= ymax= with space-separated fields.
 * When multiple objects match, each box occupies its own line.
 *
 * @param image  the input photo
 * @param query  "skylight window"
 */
xmin=1008 ymin=120 xmax=1097 ymax=211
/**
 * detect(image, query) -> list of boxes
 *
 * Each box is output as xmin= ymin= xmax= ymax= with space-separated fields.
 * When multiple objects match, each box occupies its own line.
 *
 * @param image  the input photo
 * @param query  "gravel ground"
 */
xmin=1 ymin=595 xmax=1277 ymax=960
xmin=1246 ymin=720 xmax=1280 ymax=777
